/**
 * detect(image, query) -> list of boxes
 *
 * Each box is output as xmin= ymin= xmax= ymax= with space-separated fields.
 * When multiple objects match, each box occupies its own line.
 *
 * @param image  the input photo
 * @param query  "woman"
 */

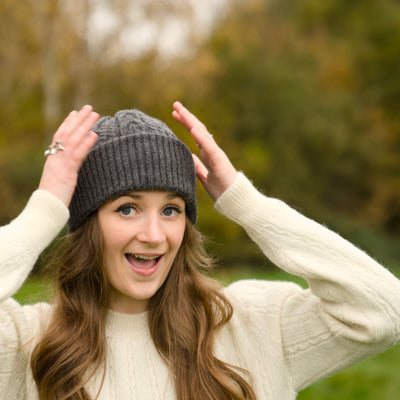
xmin=1 ymin=102 xmax=400 ymax=400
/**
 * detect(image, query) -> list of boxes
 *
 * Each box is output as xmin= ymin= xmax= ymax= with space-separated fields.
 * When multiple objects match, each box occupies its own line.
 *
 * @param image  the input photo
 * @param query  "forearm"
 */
xmin=216 ymin=172 xmax=400 ymax=388
xmin=215 ymin=173 xmax=399 ymax=296
xmin=0 ymin=190 xmax=69 ymax=301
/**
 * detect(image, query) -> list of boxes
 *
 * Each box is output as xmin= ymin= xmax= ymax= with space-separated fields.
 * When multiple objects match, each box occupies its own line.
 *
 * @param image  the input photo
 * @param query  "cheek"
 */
xmin=171 ymin=223 xmax=186 ymax=251
xmin=101 ymin=231 xmax=116 ymax=258
xmin=100 ymin=226 xmax=129 ymax=270
xmin=100 ymin=217 xmax=128 ymax=250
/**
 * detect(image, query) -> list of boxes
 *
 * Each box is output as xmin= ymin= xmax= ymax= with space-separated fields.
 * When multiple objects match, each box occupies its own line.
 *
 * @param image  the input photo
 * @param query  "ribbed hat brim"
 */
xmin=69 ymin=133 xmax=196 ymax=231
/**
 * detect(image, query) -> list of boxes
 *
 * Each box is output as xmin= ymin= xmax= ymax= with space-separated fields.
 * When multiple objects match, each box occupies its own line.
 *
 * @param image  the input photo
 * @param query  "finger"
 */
xmin=172 ymin=101 xmax=195 ymax=129
xmin=67 ymin=105 xmax=93 ymax=130
xmin=73 ymin=130 xmax=99 ymax=160
xmin=192 ymin=154 xmax=224 ymax=201
xmin=192 ymin=125 xmax=216 ymax=153
xmin=171 ymin=109 xmax=184 ymax=125
xmin=69 ymin=111 xmax=99 ymax=144
xmin=53 ymin=105 xmax=96 ymax=143
xmin=44 ymin=113 xmax=99 ymax=164
xmin=172 ymin=102 xmax=207 ymax=133
xmin=52 ymin=110 xmax=78 ymax=141
xmin=65 ymin=106 xmax=98 ymax=141
xmin=192 ymin=154 xmax=208 ymax=182
xmin=173 ymin=102 xmax=215 ymax=151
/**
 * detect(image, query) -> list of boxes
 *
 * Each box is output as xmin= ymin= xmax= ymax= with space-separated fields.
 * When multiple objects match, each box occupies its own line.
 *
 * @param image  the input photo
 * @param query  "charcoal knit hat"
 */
xmin=68 ymin=109 xmax=197 ymax=231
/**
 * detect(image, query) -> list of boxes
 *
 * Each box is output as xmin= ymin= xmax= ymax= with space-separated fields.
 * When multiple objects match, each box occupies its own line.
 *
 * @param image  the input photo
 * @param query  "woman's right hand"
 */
xmin=38 ymin=105 xmax=99 ymax=207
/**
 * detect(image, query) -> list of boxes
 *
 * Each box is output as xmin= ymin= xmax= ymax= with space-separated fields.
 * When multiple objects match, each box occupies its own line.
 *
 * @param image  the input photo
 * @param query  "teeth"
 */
xmin=131 ymin=254 xmax=159 ymax=260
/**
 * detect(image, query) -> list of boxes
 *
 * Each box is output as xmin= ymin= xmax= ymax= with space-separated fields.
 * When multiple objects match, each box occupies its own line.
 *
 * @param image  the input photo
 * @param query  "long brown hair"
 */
xmin=150 ymin=221 xmax=256 ymax=399
xmin=31 ymin=215 xmax=109 ymax=400
xmin=31 ymin=214 xmax=256 ymax=399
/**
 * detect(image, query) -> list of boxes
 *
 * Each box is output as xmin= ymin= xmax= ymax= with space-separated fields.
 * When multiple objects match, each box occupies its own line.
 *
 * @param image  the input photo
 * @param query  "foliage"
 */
xmin=0 ymin=0 xmax=399 ymax=267
xmin=173 ymin=0 xmax=400 ymax=264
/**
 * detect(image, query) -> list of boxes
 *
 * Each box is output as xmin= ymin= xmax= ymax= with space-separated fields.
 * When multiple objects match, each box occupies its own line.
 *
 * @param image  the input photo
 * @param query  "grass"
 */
xmin=13 ymin=276 xmax=53 ymax=304
xmin=13 ymin=266 xmax=400 ymax=399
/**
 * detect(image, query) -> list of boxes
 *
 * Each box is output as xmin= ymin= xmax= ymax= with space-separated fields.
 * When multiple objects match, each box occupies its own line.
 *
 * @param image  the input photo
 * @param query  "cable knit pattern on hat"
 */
xmin=2 ymin=174 xmax=400 ymax=399
xmin=69 ymin=110 xmax=197 ymax=231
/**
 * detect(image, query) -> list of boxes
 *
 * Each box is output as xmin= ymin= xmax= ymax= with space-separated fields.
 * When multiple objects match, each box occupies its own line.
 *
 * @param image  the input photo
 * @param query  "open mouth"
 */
xmin=125 ymin=253 xmax=162 ymax=270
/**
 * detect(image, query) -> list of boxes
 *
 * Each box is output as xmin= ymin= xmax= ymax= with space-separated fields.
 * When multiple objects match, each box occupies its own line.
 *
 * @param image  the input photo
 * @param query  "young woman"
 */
xmin=1 ymin=102 xmax=400 ymax=400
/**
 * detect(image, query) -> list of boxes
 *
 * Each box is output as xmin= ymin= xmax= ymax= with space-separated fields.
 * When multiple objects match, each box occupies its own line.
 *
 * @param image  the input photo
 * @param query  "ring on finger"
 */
xmin=44 ymin=140 xmax=66 ymax=157
xmin=196 ymin=134 xmax=214 ymax=148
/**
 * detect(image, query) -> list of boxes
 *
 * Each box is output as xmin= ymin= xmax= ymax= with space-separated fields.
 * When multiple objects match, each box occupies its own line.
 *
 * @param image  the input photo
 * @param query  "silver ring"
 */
xmin=44 ymin=140 xmax=65 ymax=157
xmin=196 ymin=134 xmax=213 ymax=148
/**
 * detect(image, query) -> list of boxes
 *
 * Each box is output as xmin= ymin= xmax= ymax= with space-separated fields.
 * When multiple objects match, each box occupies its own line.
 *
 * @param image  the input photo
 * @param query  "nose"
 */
xmin=136 ymin=214 xmax=166 ymax=245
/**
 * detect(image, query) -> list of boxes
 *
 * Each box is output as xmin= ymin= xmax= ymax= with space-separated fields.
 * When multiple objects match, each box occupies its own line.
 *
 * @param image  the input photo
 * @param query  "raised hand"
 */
xmin=38 ymin=105 xmax=99 ymax=207
xmin=172 ymin=101 xmax=237 ymax=201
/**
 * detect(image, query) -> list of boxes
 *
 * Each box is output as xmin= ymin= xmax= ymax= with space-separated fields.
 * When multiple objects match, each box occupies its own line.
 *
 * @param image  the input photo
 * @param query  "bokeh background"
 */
xmin=2 ymin=0 xmax=400 ymax=398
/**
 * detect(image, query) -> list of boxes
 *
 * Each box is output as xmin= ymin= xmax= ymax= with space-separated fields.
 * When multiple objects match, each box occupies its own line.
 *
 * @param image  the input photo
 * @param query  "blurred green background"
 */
xmin=3 ymin=0 xmax=400 ymax=397
xmin=1 ymin=0 xmax=400 ymax=268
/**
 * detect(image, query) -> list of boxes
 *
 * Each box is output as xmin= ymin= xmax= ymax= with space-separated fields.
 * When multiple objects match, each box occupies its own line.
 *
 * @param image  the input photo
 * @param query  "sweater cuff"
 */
xmin=215 ymin=172 xmax=265 ymax=224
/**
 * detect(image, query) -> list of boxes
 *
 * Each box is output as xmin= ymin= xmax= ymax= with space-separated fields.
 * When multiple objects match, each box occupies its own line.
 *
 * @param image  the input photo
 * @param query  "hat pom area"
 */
xmin=68 ymin=110 xmax=197 ymax=231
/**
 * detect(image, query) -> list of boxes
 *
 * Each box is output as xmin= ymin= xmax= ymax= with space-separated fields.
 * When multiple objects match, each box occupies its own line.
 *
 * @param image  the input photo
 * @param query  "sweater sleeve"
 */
xmin=215 ymin=173 xmax=400 ymax=391
xmin=0 ymin=189 xmax=69 ymax=302
xmin=0 ymin=190 xmax=69 ymax=396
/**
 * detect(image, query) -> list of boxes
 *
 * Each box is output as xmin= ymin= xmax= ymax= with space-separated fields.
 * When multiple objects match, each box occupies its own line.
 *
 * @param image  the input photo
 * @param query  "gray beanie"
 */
xmin=68 ymin=109 xmax=197 ymax=231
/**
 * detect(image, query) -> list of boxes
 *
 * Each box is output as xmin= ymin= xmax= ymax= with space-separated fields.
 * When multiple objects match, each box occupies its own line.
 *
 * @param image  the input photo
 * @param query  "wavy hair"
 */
xmin=31 ymin=213 xmax=256 ymax=400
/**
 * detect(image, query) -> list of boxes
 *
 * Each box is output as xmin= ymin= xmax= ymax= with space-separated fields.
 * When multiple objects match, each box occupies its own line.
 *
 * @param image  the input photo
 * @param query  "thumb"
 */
xmin=192 ymin=154 xmax=208 ymax=184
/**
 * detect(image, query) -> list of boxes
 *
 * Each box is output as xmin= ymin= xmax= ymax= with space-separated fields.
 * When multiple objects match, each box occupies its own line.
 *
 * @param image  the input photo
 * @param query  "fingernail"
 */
xmin=82 ymin=104 xmax=93 ymax=112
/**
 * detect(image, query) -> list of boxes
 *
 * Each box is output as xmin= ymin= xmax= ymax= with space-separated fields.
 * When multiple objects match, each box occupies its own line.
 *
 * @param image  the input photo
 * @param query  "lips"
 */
xmin=125 ymin=253 xmax=163 ymax=276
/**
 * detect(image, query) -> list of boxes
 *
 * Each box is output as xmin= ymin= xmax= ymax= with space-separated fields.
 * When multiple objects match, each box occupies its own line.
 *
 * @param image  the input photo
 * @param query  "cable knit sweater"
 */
xmin=1 ymin=173 xmax=400 ymax=399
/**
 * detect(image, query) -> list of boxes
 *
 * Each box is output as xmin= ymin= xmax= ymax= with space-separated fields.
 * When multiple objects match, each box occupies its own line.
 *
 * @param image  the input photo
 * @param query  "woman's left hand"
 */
xmin=172 ymin=101 xmax=238 ymax=201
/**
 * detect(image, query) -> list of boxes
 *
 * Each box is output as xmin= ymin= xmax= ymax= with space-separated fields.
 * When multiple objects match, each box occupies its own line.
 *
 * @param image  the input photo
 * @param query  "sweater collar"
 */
xmin=106 ymin=309 xmax=150 ymax=339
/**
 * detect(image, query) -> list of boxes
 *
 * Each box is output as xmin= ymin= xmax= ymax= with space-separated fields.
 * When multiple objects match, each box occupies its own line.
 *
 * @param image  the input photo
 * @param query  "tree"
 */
xmin=165 ymin=0 xmax=400 ymax=263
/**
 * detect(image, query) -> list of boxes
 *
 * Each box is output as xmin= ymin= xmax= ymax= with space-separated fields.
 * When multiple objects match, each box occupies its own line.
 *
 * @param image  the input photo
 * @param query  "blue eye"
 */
xmin=163 ymin=206 xmax=181 ymax=217
xmin=116 ymin=205 xmax=137 ymax=216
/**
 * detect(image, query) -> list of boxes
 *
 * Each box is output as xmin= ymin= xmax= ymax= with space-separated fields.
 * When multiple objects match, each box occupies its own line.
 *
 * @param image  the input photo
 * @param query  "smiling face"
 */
xmin=97 ymin=191 xmax=186 ymax=314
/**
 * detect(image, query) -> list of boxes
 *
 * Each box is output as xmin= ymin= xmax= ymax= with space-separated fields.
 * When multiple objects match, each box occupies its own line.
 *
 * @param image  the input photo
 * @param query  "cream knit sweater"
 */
xmin=1 ymin=173 xmax=400 ymax=399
